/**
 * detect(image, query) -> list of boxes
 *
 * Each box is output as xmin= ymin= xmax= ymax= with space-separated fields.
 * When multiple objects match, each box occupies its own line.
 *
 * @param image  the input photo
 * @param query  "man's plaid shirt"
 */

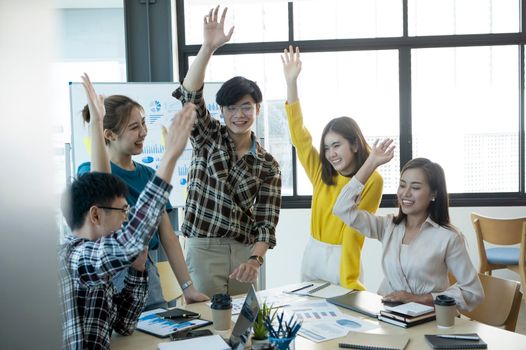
xmin=173 ymin=85 xmax=281 ymax=248
xmin=59 ymin=176 xmax=171 ymax=349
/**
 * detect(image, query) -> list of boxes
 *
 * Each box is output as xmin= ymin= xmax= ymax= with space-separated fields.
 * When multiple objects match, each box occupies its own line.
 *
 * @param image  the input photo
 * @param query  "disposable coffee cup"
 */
xmin=210 ymin=293 xmax=232 ymax=331
xmin=434 ymin=294 xmax=456 ymax=328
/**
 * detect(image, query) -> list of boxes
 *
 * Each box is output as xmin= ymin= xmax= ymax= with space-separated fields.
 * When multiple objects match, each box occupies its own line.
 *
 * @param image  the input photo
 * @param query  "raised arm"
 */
xmin=281 ymin=45 xmax=302 ymax=103
xmin=355 ymin=138 xmax=395 ymax=184
xmin=81 ymin=73 xmax=111 ymax=173
xmin=333 ymin=139 xmax=395 ymax=240
xmin=182 ymin=5 xmax=234 ymax=91
xmin=71 ymin=104 xmax=197 ymax=285
xmin=156 ymin=103 xmax=197 ymax=183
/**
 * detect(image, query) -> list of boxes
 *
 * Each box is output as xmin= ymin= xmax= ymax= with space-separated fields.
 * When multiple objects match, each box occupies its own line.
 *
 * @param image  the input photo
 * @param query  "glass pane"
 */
xmin=188 ymin=53 xmax=293 ymax=195
xmin=54 ymin=6 xmax=126 ymax=193
xmin=184 ymin=0 xmax=288 ymax=45
xmin=408 ymin=0 xmax=520 ymax=36
xmin=412 ymin=46 xmax=519 ymax=193
xmin=294 ymin=0 xmax=402 ymax=40
xmin=189 ymin=50 xmax=400 ymax=196
xmin=293 ymin=51 xmax=400 ymax=194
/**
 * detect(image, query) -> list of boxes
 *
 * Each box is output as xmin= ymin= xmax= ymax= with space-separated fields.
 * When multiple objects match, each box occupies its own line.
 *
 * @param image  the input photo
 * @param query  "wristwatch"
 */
xmin=248 ymin=255 xmax=264 ymax=266
xmin=181 ymin=280 xmax=193 ymax=291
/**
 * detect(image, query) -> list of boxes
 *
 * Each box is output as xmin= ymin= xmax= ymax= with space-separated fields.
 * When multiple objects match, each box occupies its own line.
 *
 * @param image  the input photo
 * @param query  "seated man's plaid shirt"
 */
xmin=173 ymin=85 xmax=282 ymax=247
xmin=59 ymin=176 xmax=171 ymax=350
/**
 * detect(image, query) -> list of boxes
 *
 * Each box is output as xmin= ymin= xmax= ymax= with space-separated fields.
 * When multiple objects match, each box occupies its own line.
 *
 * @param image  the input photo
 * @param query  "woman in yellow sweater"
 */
xmin=281 ymin=46 xmax=384 ymax=290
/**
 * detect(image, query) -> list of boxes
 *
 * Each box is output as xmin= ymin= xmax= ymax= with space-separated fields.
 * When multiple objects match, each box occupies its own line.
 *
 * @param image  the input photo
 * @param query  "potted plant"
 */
xmin=251 ymin=302 xmax=276 ymax=350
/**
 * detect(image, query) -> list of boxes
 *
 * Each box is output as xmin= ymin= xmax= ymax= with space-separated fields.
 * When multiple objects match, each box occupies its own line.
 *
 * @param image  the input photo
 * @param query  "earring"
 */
xmin=431 ymin=198 xmax=435 ymax=202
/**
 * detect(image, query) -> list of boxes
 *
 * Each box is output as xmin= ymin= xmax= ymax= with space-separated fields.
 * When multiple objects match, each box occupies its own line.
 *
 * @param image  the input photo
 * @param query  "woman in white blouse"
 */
xmin=333 ymin=139 xmax=483 ymax=312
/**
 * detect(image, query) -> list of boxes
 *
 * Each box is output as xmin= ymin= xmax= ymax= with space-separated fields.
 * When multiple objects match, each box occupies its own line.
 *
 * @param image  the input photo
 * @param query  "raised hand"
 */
xmin=80 ymin=73 xmax=105 ymax=123
xmin=203 ymin=5 xmax=234 ymax=52
xmin=369 ymin=138 xmax=395 ymax=168
xmin=162 ymin=103 xmax=197 ymax=160
xmin=281 ymin=45 xmax=302 ymax=84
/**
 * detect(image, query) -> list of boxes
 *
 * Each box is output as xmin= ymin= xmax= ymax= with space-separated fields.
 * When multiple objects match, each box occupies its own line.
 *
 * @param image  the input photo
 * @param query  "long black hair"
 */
xmin=320 ymin=117 xmax=370 ymax=185
xmin=393 ymin=158 xmax=451 ymax=227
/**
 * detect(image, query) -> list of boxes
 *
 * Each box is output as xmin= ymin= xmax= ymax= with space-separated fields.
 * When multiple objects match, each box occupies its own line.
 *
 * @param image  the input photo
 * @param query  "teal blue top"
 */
xmin=77 ymin=161 xmax=173 ymax=250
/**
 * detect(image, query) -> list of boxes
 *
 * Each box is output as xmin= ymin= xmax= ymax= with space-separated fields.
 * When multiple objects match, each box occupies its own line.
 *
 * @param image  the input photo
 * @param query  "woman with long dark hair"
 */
xmin=333 ymin=140 xmax=483 ymax=311
xmin=282 ymin=46 xmax=383 ymax=289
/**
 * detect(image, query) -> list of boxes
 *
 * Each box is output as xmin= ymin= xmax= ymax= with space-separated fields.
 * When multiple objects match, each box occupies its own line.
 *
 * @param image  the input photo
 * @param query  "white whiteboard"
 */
xmin=69 ymin=81 xmax=223 ymax=207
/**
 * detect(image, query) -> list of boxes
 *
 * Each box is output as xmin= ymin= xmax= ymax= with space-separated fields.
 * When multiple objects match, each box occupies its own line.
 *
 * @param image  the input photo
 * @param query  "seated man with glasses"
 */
xmin=59 ymin=104 xmax=197 ymax=350
xmin=172 ymin=5 xmax=282 ymax=297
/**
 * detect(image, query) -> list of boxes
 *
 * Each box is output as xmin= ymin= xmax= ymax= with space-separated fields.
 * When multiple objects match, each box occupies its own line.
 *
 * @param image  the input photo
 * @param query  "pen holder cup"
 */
xmin=269 ymin=336 xmax=295 ymax=350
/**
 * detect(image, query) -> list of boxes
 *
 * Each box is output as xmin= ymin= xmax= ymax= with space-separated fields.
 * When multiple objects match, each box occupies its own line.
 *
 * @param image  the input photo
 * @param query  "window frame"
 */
xmin=175 ymin=0 xmax=526 ymax=208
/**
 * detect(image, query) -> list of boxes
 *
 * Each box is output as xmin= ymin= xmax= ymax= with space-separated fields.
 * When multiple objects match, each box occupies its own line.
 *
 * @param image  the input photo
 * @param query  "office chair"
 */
xmin=470 ymin=212 xmax=525 ymax=306
xmin=461 ymin=273 xmax=522 ymax=332
xmin=156 ymin=261 xmax=183 ymax=305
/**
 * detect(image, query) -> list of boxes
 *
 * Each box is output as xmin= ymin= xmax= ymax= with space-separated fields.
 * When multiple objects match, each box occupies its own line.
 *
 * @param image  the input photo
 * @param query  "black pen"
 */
xmin=288 ymin=283 xmax=314 ymax=293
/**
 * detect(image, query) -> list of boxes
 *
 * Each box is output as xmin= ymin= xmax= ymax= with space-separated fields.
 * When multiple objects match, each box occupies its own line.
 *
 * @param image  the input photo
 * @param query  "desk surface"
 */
xmin=112 ymin=293 xmax=526 ymax=350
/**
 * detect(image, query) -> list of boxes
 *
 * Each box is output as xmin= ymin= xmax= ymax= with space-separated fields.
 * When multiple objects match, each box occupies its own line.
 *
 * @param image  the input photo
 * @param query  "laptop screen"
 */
xmin=229 ymin=284 xmax=259 ymax=349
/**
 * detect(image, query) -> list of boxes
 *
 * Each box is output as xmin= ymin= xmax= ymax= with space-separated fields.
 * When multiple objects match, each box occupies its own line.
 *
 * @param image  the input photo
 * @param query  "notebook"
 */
xmin=338 ymin=331 xmax=409 ymax=350
xmin=379 ymin=310 xmax=435 ymax=324
xmin=383 ymin=302 xmax=434 ymax=317
xmin=378 ymin=314 xmax=435 ymax=328
xmin=424 ymin=334 xmax=487 ymax=349
xmin=327 ymin=290 xmax=401 ymax=318
xmin=284 ymin=281 xmax=352 ymax=298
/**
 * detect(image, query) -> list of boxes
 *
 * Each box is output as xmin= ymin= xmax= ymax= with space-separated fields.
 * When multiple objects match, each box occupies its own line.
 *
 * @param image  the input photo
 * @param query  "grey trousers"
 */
xmin=185 ymin=237 xmax=257 ymax=297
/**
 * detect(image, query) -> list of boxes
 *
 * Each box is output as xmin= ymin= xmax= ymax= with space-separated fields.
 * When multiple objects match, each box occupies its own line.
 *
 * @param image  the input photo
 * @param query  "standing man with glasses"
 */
xmin=173 ymin=5 xmax=282 ymax=297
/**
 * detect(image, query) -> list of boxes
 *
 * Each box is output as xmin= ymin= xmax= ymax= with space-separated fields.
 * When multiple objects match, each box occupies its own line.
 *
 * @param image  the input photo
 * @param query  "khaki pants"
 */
xmin=185 ymin=237 xmax=257 ymax=297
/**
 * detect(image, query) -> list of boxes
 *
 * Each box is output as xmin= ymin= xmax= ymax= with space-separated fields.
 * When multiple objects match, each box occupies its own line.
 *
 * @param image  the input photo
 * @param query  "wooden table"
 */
xmin=112 ymin=294 xmax=526 ymax=349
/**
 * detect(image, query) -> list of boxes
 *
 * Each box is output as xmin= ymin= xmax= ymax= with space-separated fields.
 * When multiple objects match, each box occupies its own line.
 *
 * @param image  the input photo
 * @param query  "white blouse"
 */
xmin=333 ymin=177 xmax=484 ymax=312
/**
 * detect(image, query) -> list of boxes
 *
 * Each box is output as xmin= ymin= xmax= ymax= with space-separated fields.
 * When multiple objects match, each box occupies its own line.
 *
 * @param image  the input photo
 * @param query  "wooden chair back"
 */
xmin=156 ymin=261 xmax=183 ymax=304
xmin=461 ymin=273 xmax=523 ymax=332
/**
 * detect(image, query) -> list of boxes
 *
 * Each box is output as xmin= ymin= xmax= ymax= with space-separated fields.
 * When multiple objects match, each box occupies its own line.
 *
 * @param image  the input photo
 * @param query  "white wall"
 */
xmin=266 ymin=206 xmax=526 ymax=291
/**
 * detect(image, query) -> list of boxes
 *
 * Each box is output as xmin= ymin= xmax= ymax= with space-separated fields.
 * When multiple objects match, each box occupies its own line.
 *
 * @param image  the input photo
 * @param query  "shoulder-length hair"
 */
xmin=82 ymin=95 xmax=143 ymax=145
xmin=320 ymin=117 xmax=370 ymax=185
xmin=393 ymin=158 xmax=451 ymax=227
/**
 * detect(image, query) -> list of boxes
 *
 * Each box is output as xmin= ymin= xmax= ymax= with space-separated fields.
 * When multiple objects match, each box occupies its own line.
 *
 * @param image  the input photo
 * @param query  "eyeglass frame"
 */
xmin=98 ymin=205 xmax=130 ymax=216
xmin=222 ymin=103 xmax=257 ymax=115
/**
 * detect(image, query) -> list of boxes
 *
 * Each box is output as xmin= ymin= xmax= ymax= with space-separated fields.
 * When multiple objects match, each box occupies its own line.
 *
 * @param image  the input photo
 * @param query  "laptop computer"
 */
xmin=327 ymin=290 xmax=401 ymax=318
xmin=228 ymin=284 xmax=260 ymax=349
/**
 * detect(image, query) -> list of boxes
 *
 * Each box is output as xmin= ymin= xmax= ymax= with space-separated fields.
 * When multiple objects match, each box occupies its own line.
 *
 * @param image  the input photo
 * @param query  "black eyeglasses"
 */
xmin=98 ymin=205 xmax=130 ymax=216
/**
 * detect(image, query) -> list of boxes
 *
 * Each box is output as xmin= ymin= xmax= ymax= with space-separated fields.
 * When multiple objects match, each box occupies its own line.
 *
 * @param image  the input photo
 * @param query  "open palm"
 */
xmin=80 ymin=73 xmax=105 ymax=122
xmin=203 ymin=5 xmax=234 ymax=51
xmin=370 ymin=138 xmax=395 ymax=167
xmin=281 ymin=45 xmax=302 ymax=83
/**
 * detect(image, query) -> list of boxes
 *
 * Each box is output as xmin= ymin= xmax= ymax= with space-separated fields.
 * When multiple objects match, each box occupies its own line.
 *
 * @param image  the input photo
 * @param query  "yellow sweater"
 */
xmin=285 ymin=101 xmax=383 ymax=290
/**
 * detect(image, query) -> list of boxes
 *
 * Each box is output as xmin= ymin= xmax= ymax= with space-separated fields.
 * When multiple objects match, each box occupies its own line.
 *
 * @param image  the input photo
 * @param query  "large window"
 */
xmin=176 ymin=0 xmax=526 ymax=207
xmin=53 ymin=4 xmax=127 ymax=192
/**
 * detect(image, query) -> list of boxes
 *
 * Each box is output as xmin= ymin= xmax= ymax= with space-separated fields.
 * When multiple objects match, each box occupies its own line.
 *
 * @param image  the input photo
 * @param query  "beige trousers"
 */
xmin=185 ymin=237 xmax=257 ymax=297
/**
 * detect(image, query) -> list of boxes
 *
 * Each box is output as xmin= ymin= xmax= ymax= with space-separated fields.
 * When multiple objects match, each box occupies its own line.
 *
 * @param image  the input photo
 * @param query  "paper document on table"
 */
xmin=158 ymin=335 xmax=230 ymax=350
xmin=283 ymin=300 xmax=343 ymax=322
xmin=221 ymin=288 xmax=307 ymax=315
xmin=297 ymin=315 xmax=378 ymax=343
xmin=283 ymin=281 xmax=352 ymax=298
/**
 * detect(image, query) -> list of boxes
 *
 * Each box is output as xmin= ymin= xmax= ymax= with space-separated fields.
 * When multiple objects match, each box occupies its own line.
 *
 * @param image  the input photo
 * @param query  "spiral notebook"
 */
xmin=424 ymin=334 xmax=487 ymax=349
xmin=338 ymin=332 xmax=409 ymax=350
